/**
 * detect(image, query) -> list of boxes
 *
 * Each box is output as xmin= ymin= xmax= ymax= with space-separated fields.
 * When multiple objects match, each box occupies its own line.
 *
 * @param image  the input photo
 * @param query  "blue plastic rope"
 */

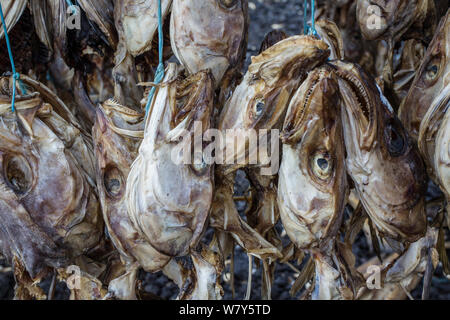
xmin=145 ymin=0 xmax=165 ymax=115
xmin=303 ymin=0 xmax=318 ymax=37
xmin=0 ymin=1 xmax=26 ymax=112
xmin=310 ymin=0 xmax=317 ymax=36
xmin=65 ymin=0 xmax=77 ymax=14
xmin=303 ymin=0 xmax=309 ymax=35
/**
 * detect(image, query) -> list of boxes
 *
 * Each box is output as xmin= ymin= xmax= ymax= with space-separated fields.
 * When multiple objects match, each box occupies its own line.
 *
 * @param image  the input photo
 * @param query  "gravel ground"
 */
xmin=0 ymin=0 xmax=449 ymax=300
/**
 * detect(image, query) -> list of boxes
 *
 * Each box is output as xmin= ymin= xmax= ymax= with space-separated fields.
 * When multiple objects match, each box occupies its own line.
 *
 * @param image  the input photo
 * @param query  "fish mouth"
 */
xmin=332 ymin=61 xmax=377 ymax=149
xmin=282 ymin=67 xmax=334 ymax=144
xmin=166 ymin=70 xmax=214 ymax=138
xmin=249 ymin=35 xmax=330 ymax=87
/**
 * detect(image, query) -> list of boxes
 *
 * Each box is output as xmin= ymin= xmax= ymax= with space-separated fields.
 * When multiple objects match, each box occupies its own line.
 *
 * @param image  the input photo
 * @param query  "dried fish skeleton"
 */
xmin=332 ymin=60 xmax=427 ymax=246
xmin=278 ymin=66 xmax=362 ymax=299
xmin=170 ymin=0 xmax=248 ymax=87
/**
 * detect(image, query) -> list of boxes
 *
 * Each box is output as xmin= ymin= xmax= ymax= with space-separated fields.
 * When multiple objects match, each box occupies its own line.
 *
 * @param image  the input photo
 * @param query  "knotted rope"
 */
xmin=0 ymin=1 xmax=27 ymax=112
xmin=145 ymin=0 xmax=165 ymax=116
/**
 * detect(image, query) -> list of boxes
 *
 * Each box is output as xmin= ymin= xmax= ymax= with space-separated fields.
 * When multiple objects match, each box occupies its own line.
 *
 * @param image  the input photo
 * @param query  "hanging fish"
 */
xmin=332 ymin=60 xmax=427 ymax=246
xmin=399 ymin=9 xmax=449 ymax=142
xmin=126 ymin=64 xmax=215 ymax=258
xmin=0 ymin=77 xmax=103 ymax=299
xmin=278 ymin=65 xmax=362 ymax=299
xmin=93 ymin=99 xmax=171 ymax=299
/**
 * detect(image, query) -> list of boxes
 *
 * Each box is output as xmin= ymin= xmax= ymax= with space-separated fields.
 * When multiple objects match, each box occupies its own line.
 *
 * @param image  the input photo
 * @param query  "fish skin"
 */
xmin=170 ymin=0 xmax=248 ymax=87
xmin=332 ymin=60 xmax=427 ymax=244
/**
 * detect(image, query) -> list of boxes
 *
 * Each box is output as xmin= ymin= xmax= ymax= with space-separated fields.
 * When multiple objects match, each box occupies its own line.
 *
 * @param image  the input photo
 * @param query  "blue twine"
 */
xmin=0 ymin=1 xmax=26 ymax=112
xmin=303 ymin=0 xmax=309 ymax=35
xmin=65 ymin=0 xmax=77 ymax=14
xmin=303 ymin=0 xmax=318 ymax=37
xmin=145 ymin=0 xmax=165 ymax=116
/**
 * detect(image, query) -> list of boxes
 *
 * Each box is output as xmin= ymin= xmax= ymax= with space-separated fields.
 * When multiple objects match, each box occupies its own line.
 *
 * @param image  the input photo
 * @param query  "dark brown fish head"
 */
xmin=278 ymin=66 xmax=347 ymax=251
xmin=0 ymin=91 xmax=102 ymax=278
xmin=357 ymin=0 xmax=430 ymax=42
xmin=399 ymin=10 xmax=450 ymax=141
xmin=332 ymin=60 xmax=427 ymax=243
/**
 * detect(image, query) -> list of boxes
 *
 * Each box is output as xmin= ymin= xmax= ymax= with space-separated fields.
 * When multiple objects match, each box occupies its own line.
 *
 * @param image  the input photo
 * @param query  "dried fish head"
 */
xmin=93 ymin=100 xmax=171 ymax=299
xmin=0 ymin=91 xmax=101 ymax=280
xmin=332 ymin=60 xmax=427 ymax=244
xmin=399 ymin=10 xmax=450 ymax=141
xmin=217 ymin=36 xmax=329 ymax=172
xmin=93 ymin=99 xmax=171 ymax=268
xmin=278 ymin=66 xmax=347 ymax=251
xmin=356 ymin=0 xmax=431 ymax=42
xmin=126 ymin=64 xmax=215 ymax=257
xmin=170 ymin=0 xmax=248 ymax=86
xmin=115 ymin=0 xmax=172 ymax=57
xmin=417 ymin=85 xmax=450 ymax=201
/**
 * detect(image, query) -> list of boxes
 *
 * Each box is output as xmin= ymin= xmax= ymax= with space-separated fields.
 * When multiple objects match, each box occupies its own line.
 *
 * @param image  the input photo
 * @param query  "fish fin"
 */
xmin=290 ymin=256 xmax=315 ymax=297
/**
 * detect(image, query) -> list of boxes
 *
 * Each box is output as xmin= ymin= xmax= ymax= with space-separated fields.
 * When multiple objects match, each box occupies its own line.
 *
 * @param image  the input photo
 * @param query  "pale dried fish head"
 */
xmin=115 ymin=0 xmax=172 ymax=57
xmin=126 ymin=64 xmax=215 ymax=257
xmin=217 ymin=36 xmax=329 ymax=172
xmin=332 ymin=60 xmax=427 ymax=244
xmin=278 ymin=66 xmax=347 ymax=251
xmin=170 ymin=0 xmax=248 ymax=86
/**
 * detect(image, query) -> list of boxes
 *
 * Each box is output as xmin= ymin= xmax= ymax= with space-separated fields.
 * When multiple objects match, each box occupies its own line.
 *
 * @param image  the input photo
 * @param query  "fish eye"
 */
xmin=255 ymin=100 xmax=265 ymax=117
xmin=103 ymin=165 xmax=124 ymax=198
xmin=4 ymin=155 xmax=32 ymax=195
xmin=219 ymin=0 xmax=238 ymax=8
xmin=311 ymin=152 xmax=333 ymax=181
xmin=384 ymin=120 xmax=406 ymax=157
xmin=423 ymin=57 xmax=441 ymax=84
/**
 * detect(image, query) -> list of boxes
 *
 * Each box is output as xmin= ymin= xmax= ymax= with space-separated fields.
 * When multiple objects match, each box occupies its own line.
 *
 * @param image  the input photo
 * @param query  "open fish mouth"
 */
xmin=330 ymin=60 xmax=377 ymax=149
